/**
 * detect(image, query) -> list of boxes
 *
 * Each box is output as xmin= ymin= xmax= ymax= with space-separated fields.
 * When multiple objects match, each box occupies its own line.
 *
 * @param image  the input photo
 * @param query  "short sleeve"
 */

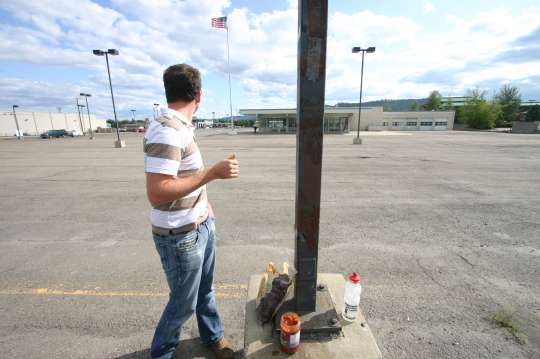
xmin=144 ymin=122 xmax=183 ymax=176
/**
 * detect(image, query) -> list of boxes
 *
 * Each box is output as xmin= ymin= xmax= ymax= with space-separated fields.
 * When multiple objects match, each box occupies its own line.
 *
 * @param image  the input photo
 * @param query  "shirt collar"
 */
xmin=160 ymin=107 xmax=193 ymax=128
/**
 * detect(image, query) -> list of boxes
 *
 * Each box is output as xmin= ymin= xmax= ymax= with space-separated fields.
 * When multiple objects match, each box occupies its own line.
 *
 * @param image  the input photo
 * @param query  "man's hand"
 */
xmin=209 ymin=153 xmax=239 ymax=179
xmin=146 ymin=154 xmax=239 ymax=207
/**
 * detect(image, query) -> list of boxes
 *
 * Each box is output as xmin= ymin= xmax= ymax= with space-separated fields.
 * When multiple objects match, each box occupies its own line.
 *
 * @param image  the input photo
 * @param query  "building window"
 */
xmin=392 ymin=121 xmax=401 ymax=126
xmin=268 ymin=119 xmax=285 ymax=128
xmin=435 ymin=121 xmax=447 ymax=126
xmin=382 ymin=122 xmax=388 ymax=126
xmin=406 ymin=121 xmax=417 ymax=126
xmin=324 ymin=116 xmax=348 ymax=132
xmin=420 ymin=121 xmax=433 ymax=126
xmin=289 ymin=116 xmax=297 ymax=128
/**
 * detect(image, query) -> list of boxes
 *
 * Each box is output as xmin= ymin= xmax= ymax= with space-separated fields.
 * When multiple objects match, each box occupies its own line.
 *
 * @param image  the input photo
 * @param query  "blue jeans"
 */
xmin=151 ymin=217 xmax=224 ymax=359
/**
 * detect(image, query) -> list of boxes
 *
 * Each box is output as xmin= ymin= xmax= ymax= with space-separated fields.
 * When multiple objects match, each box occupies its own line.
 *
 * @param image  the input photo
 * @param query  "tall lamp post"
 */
xmin=78 ymin=104 xmax=87 ymax=132
xmin=351 ymin=46 xmax=375 ymax=145
xmin=93 ymin=48 xmax=124 ymax=148
xmin=76 ymin=98 xmax=86 ymax=136
xmin=153 ymin=103 xmax=159 ymax=120
xmin=80 ymin=93 xmax=94 ymax=139
xmin=12 ymin=105 xmax=22 ymax=139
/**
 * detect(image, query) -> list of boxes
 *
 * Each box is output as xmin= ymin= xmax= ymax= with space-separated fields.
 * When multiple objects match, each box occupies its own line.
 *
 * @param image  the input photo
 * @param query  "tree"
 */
xmin=495 ymin=85 xmax=521 ymax=126
xmin=525 ymin=105 xmax=540 ymax=122
xmin=460 ymin=89 xmax=500 ymax=129
xmin=424 ymin=90 xmax=442 ymax=110
xmin=410 ymin=100 xmax=419 ymax=111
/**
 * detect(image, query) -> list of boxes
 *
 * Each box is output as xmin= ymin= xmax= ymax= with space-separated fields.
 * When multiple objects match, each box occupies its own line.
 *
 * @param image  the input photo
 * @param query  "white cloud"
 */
xmin=325 ymin=6 xmax=540 ymax=102
xmin=423 ymin=2 xmax=435 ymax=14
xmin=0 ymin=0 xmax=540 ymax=118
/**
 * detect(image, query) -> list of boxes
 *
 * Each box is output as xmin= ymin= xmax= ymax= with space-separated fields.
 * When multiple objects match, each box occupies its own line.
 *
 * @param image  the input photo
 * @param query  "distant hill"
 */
xmin=334 ymin=98 xmax=428 ymax=111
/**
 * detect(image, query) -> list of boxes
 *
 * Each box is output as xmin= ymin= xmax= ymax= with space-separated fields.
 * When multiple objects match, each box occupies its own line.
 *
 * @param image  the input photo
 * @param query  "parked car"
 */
xmin=119 ymin=127 xmax=128 ymax=132
xmin=68 ymin=130 xmax=83 ymax=137
xmin=40 ymin=129 xmax=68 ymax=139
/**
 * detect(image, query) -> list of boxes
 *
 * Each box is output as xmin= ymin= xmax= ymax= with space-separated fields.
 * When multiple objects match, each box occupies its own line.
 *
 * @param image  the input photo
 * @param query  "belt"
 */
xmin=152 ymin=216 xmax=209 ymax=236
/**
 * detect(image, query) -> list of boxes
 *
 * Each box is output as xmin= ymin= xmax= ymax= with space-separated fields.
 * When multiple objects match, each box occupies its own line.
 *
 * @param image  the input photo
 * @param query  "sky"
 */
xmin=1 ymin=0 xmax=539 ymax=120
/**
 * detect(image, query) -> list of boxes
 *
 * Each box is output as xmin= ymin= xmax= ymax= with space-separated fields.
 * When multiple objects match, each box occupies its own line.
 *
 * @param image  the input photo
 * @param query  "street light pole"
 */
xmin=352 ymin=46 xmax=375 ymax=144
xmin=93 ymin=48 xmax=124 ymax=147
xmin=153 ymin=103 xmax=159 ymax=120
xmin=105 ymin=52 xmax=120 ymax=144
xmin=80 ymin=93 xmax=94 ymax=139
xmin=76 ymin=98 xmax=85 ymax=135
xmin=357 ymin=51 xmax=364 ymax=140
xmin=12 ymin=105 xmax=21 ymax=140
xmin=32 ymin=112 xmax=38 ymax=136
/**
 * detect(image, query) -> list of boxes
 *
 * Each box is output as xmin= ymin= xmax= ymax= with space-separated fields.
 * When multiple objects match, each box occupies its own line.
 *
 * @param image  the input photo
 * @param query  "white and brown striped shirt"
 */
xmin=144 ymin=108 xmax=208 ymax=230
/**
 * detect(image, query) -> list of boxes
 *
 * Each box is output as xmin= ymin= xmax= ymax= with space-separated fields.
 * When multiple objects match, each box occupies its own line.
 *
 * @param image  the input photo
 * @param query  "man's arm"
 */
xmin=146 ymin=154 xmax=239 ymax=207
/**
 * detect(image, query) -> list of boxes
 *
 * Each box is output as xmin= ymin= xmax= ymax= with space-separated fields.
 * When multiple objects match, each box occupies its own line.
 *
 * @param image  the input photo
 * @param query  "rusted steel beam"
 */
xmin=294 ymin=0 xmax=328 ymax=313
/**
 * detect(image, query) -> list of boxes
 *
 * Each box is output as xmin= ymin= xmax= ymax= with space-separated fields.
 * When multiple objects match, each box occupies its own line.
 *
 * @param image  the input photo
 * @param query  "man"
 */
xmin=144 ymin=64 xmax=238 ymax=359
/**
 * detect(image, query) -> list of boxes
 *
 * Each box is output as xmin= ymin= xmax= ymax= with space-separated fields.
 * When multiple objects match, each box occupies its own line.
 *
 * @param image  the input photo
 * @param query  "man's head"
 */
xmin=163 ymin=64 xmax=201 ymax=111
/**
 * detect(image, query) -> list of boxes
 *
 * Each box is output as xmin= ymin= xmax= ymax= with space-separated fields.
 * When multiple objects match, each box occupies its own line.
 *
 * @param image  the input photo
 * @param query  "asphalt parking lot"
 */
xmin=0 ymin=129 xmax=539 ymax=359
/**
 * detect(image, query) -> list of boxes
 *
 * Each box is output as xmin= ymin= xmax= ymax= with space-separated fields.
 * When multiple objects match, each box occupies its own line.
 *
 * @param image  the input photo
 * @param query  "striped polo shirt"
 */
xmin=144 ymin=108 xmax=208 ymax=230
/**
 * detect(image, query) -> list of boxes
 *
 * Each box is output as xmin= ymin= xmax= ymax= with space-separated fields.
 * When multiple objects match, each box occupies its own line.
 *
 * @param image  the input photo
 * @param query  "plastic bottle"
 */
xmin=342 ymin=272 xmax=362 ymax=322
xmin=280 ymin=312 xmax=301 ymax=354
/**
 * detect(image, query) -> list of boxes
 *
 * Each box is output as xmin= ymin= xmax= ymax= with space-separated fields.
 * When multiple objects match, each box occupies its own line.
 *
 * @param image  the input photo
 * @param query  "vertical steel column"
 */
xmin=295 ymin=0 xmax=328 ymax=313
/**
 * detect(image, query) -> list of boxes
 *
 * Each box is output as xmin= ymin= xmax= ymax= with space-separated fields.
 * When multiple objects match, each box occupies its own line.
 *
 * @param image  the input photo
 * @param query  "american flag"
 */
xmin=211 ymin=16 xmax=227 ymax=29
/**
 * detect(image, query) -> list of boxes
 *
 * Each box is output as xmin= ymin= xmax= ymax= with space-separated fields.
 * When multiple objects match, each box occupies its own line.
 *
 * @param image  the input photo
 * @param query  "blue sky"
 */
xmin=0 ymin=0 xmax=539 ymax=120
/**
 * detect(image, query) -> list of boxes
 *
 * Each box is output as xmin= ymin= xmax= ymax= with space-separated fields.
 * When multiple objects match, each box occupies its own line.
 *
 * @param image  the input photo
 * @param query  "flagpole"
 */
xmin=226 ymin=24 xmax=234 ymax=131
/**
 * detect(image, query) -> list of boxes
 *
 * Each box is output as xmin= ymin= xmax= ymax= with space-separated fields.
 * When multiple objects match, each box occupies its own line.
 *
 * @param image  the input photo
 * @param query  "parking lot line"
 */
xmin=0 ymin=283 xmax=247 ymax=299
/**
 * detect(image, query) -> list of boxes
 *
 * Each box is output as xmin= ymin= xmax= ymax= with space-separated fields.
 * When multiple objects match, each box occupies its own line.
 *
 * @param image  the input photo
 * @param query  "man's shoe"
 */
xmin=211 ymin=337 xmax=235 ymax=359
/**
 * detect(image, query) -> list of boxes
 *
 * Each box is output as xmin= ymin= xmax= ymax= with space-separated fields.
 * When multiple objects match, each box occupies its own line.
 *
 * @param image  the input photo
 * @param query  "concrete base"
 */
xmin=353 ymin=137 xmax=363 ymax=144
xmin=114 ymin=140 xmax=126 ymax=148
xmin=244 ymin=273 xmax=382 ymax=358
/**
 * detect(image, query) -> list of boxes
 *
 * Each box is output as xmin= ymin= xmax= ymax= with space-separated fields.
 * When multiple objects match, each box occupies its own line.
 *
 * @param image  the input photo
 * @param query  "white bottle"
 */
xmin=342 ymin=272 xmax=362 ymax=322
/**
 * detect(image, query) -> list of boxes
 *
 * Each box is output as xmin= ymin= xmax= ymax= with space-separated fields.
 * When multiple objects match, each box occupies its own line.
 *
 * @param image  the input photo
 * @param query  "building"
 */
xmin=120 ymin=122 xmax=147 ymax=132
xmin=239 ymin=106 xmax=455 ymax=133
xmin=0 ymin=110 xmax=107 ymax=137
xmin=442 ymin=96 xmax=540 ymax=109
xmin=193 ymin=119 xmax=214 ymax=128
xmin=441 ymin=96 xmax=470 ymax=108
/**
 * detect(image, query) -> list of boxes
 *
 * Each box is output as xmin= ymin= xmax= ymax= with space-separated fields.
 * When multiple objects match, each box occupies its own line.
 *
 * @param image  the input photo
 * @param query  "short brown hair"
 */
xmin=163 ymin=64 xmax=201 ymax=103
